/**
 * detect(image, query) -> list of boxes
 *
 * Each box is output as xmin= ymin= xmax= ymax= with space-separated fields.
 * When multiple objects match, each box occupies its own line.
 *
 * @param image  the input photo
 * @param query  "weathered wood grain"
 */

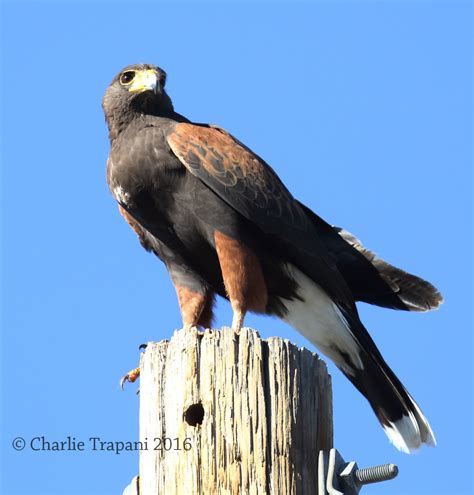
xmin=139 ymin=327 xmax=333 ymax=495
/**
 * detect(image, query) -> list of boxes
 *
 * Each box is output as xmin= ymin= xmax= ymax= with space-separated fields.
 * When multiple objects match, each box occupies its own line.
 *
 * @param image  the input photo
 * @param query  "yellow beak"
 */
xmin=128 ymin=70 xmax=159 ymax=94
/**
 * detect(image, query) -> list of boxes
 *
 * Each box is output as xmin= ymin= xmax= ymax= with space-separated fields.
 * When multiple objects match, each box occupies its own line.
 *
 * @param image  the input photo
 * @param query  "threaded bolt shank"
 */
xmin=356 ymin=464 xmax=399 ymax=485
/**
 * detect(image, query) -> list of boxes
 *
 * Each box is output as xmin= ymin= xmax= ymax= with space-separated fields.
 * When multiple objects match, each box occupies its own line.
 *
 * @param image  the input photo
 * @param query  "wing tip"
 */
xmin=400 ymin=289 xmax=444 ymax=312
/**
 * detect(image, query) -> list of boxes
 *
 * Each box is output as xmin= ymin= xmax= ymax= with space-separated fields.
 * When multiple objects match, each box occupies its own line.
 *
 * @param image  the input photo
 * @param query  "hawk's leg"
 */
xmin=214 ymin=231 xmax=268 ymax=332
xmin=175 ymin=285 xmax=215 ymax=329
xmin=232 ymin=310 xmax=245 ymax=332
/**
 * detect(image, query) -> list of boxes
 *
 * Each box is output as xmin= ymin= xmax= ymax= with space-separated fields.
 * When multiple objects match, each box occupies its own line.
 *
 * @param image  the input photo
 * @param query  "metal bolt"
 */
xmin=320 ymin=449 xmax=399 ymax=494
xmin=339 ymin=455 xmax=399 ymax=493
xmin=355 ymin=463 xmax=399 ymax=486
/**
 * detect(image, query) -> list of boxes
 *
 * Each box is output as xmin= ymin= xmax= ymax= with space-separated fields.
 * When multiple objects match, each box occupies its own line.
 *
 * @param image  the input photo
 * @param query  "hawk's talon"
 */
xmin=120 ymin=367 xmax=141 ymax=390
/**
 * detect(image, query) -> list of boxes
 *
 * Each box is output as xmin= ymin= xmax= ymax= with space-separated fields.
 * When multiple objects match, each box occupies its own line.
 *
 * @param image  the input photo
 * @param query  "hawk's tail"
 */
xmin=281 ymin=263 xmax=436 ymax=453
xmin=345 ymin=343 xmax=436 ymax=453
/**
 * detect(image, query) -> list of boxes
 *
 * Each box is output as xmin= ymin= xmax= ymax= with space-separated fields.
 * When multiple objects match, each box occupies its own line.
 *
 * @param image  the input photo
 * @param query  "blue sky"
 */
xmin=1 ymin=1 xmax=472 ymax=494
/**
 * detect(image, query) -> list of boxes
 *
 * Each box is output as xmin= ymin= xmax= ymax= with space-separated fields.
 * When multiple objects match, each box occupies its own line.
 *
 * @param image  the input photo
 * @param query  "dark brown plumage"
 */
xmin=103 ymin=63 xmax=442 ymax=453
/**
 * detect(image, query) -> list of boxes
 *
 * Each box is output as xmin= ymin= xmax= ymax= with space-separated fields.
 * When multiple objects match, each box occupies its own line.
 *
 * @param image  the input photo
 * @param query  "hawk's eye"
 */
xmin=120 ymin=71 xmax=136 ymax=85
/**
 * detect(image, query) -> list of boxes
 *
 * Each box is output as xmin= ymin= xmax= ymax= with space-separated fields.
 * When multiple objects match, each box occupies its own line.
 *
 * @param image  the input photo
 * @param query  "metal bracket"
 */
xmin=318 ymin=449 xmax=398 ymax=494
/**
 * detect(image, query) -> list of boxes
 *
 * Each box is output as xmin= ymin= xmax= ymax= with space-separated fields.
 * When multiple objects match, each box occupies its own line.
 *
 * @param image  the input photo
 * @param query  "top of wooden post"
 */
xmin=138 ymin=327 xmax=333 ymax=495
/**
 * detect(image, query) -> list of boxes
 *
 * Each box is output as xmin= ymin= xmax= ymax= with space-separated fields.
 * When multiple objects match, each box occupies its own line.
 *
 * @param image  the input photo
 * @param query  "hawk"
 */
xmin=102 ymin=64 xmax=442 ymax=453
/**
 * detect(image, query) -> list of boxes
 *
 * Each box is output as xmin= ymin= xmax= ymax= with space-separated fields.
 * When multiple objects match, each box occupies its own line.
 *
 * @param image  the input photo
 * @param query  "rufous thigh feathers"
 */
xmin=214 ymin=230 xmax=268 ymax=314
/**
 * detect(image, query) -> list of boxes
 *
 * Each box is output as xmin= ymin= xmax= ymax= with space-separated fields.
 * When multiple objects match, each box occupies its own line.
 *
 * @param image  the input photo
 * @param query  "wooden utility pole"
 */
xmin=135 ymin=327 xmax=333 ymax=495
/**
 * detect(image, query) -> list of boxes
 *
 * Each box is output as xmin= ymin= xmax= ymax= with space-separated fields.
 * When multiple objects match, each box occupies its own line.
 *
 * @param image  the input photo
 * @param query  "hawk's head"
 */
xmin=103 ymin=64 xmax=173 ymax=140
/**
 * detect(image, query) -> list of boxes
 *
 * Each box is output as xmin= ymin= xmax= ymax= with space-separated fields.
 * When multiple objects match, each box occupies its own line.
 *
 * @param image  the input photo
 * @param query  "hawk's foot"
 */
xmin=120 ymin=367 xmax=140 ymax=390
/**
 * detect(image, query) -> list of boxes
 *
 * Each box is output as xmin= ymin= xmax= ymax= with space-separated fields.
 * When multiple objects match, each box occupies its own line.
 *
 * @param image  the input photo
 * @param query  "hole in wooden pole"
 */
xmin=184 ymin=403 xmax=204 ymax=426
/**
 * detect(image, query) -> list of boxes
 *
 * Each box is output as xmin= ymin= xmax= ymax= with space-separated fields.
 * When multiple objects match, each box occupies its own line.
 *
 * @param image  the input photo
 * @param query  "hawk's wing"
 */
xmin=168 ymin=123 xmax=308 ymax=233
xmin=296 ymin=202 xmax=443 ymax=312
xmin=334 ymin=226 xmax=443 ymax=311
xmin=167 ymin=122 xmax=356 ymax=311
